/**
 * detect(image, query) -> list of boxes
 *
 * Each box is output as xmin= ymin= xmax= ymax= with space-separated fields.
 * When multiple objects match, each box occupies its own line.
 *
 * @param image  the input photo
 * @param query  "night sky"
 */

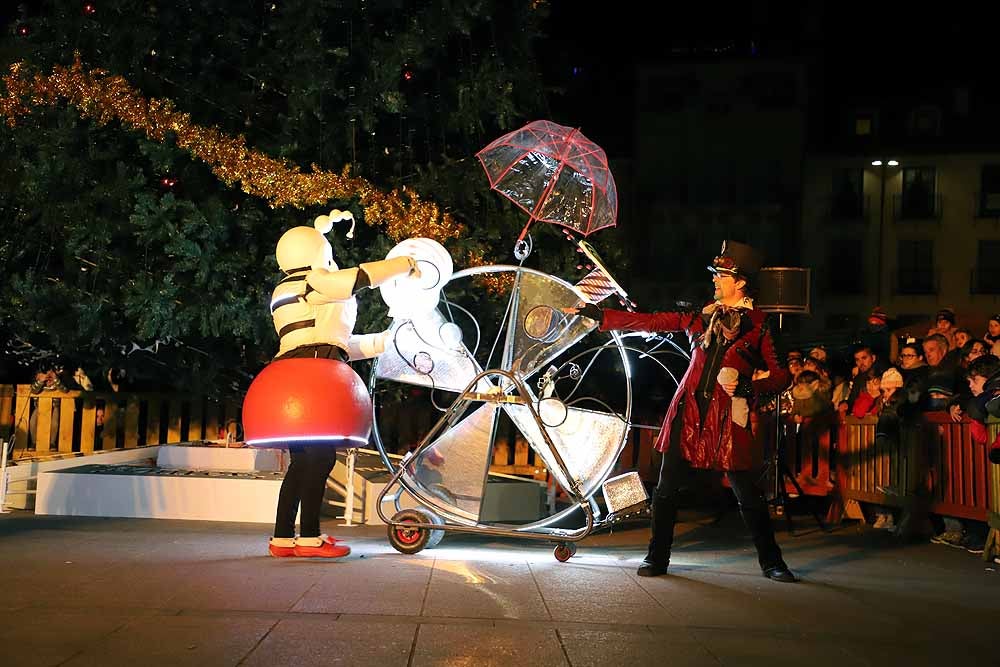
xmin=541 ymin=1 xmax=997 ymax=156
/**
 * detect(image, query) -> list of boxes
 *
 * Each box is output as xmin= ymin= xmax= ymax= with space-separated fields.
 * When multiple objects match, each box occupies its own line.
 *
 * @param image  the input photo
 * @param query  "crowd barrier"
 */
xmin=616 ymin=409 xmax=999 ymax=561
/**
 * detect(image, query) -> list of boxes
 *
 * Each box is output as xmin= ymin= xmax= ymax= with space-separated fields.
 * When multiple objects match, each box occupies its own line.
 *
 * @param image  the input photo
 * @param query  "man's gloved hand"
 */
xmin=562 ymin=302 xmax=603 ymax=323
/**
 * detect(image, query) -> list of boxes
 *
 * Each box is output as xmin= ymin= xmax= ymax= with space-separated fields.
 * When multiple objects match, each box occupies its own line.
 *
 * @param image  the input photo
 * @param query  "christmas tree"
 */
xmin=0 ymin=0 xmax=596 ymax=394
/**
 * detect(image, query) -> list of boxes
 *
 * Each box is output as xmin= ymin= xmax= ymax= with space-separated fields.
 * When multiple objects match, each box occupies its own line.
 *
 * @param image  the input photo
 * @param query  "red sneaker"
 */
xmin=320 ymin=534 xmax=344 ymax=545
xmin=268 ymin=539 xmax=296 ymax=558
xmin=293 ymin=540 xmax=351 ymax=559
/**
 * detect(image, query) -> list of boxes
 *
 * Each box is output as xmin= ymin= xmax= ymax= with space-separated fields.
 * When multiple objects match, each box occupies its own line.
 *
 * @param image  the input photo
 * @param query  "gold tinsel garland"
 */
xmin=0 ymin=56 xmax=465 ymax=244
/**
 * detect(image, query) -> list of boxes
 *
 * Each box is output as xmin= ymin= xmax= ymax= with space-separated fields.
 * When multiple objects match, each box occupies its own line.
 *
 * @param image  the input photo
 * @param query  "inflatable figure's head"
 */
xmin=275 ymin=209 xmax=355 ymax=274
xmin=379 ymin=238 xmax=453 ymax=319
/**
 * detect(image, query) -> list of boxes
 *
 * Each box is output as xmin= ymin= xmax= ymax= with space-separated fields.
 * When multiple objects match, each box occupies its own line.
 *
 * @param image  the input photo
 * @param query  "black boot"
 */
xmin=741 ymin=506 xmax=798 ymax=583
xmin=637 ymin=496 xmax=676 ymax=577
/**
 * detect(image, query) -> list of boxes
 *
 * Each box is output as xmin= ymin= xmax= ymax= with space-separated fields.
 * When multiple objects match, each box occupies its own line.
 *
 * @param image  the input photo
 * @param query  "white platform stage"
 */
xmin=30 ymin=443 xmax=547 ymax=525
xmin=35 ymin=464 xmax=289 ymax=523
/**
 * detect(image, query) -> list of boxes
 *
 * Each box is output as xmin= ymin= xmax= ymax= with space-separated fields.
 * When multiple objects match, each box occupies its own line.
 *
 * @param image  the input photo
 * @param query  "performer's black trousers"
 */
xmin=274 ymin=445 xmax=338 ymax=538
xmin=648 ymin=419 xmax=785 ymax=570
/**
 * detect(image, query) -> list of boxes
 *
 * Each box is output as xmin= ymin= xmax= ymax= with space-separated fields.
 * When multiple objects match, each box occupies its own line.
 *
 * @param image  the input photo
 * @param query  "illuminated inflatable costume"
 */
xmin=243 ymin=210 xmax=419 ymax=558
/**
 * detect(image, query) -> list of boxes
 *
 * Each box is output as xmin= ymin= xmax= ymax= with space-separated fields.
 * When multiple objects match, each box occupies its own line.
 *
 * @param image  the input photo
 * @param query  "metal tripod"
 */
xmin=767 ymin=405 xmax=827 ymax=534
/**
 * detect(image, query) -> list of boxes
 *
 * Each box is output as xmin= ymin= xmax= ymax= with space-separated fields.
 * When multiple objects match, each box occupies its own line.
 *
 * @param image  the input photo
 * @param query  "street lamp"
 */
xmin=871 ymin=159 xmax=899 ymax=305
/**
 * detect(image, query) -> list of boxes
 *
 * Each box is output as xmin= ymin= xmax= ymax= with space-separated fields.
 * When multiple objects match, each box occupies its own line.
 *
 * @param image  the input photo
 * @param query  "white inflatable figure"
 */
xmin=249 ymin=209 xmax=424 ymax=560
xmin=378 ymin=237 xmax=454 ymax=322
xmin=373 ymin=238 xmax=487 ymax=394
xmin=271 ymin=209 xmax=422 ymax=361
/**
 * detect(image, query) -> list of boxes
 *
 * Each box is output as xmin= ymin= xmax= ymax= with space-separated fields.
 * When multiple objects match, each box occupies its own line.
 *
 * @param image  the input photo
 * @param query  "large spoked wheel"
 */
xmin=370 ymin=264 xmax=633 ymax=531
xmin=387 ymin=508 xmax=444 ymax=555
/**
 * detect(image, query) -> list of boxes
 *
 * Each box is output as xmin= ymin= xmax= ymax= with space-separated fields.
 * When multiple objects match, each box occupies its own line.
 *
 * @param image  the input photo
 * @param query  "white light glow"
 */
xmin=246 ymin=435 xmax=369 ymax=445
xmin=888 ymin=159 xmax=899 ymax=166
xmin=871 ymin=160 xmax=882 ymax=166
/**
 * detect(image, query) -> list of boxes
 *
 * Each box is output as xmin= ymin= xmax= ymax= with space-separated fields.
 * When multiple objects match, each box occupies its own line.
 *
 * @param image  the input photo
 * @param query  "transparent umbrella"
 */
xmin=477 ymin=120 xmax=618 ymax=257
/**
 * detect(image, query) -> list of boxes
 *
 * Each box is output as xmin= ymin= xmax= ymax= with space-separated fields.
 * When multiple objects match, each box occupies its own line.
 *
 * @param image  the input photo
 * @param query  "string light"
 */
xmin=0 ymin=55 xmax=466 ymax=244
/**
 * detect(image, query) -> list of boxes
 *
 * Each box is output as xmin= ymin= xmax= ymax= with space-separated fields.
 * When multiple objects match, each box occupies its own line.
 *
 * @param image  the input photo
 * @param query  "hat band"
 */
xmin=709 ymin=255 xmax=739 ymax=275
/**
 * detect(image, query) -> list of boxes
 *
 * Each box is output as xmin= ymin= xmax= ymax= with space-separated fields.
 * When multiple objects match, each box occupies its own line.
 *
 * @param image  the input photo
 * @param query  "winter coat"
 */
xmin=600 ymin=304 xmax=789 ymax=471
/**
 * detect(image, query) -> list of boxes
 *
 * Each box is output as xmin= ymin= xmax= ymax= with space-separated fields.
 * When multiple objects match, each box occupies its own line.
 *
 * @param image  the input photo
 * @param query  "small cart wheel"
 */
xmin=567 ymin=542 xmax=578 ymax=557
xmin=553 ymin=543 xmax=573 ymax=562
xmin=388 ymin=509 xmax=432 ymax=555
xmin=418 ymin=507 xmax=446 ymax=549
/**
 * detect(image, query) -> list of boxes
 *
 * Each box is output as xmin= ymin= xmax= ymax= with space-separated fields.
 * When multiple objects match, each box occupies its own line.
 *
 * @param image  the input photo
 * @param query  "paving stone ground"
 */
xmin=1 ymin=509 xmax=996 ymax=666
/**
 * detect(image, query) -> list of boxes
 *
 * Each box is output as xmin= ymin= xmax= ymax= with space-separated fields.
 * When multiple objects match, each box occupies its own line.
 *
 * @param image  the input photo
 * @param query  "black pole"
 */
xmin=876 ymin=164 xmax=886 ymax=306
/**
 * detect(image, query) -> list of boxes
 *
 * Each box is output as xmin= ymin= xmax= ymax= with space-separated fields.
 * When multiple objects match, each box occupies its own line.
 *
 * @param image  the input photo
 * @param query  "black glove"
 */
xmin=575 ymin=302 xmax=604 ymax=323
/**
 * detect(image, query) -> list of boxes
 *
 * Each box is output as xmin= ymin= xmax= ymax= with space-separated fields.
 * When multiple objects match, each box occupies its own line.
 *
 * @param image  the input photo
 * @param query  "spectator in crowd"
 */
xmin=962 ymin=339 xmax=989 ymax=365
xmin=892 ymin=341 xmax=928 ymax=407
xmin=803 ymin=355 xmax=829 ymax=380
xmin=786 ymin=353 xmax=804 ymax=380
xmin=936 ymin=355 xmax=1000 ymax=553
xmin=850 ymin=368 xmax=922 ymax=531
xmin=831 ymin=371 xmax=852 ymax=417
xmin=790 ymin=369 xmax=833 ymax=420
xmin=953 ymin=327 xmax=973 ymax=352
xmin=922 ymin=334 xmax=960 ymax=411
xmin=927 ymin=308 xmax=958 ymax=350
xmin=984 ymin=313 xmax=1000 ymax=351
xmin=27 ymin=362 xmax=69 ymax=451
xmin=808 ymin=345 xmax=829 ymax=365
xmin=860 ymin=307 xmax=893 ymax=367
xmin=844 ymin=345 xmax=880 ymax=414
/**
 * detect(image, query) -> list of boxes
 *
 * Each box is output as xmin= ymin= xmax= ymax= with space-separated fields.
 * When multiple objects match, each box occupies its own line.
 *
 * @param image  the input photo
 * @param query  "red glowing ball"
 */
xmin=242 ymin=357 xmax=372 ymax=448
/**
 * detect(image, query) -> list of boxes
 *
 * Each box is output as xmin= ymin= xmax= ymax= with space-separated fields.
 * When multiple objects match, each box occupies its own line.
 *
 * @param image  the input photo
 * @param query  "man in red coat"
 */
xmin=570 ymin=241 xmax=796 ymax=582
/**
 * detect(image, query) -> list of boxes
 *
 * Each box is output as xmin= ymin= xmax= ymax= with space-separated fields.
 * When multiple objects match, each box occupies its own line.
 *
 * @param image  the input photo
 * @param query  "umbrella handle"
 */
xmin=513 ymin=234 xmax=533 ymax=261
xmin=513 ymin=218 xmax=535 ymax=260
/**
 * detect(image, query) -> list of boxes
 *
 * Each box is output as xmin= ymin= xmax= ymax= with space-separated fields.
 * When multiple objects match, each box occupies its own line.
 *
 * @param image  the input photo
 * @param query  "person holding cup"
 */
xmin=565 ymin=241 xmax=795 ymax=582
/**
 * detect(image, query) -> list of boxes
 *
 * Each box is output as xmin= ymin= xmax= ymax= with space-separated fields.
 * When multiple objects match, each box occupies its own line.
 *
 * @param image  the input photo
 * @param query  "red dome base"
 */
xmin=242 ymin=357 xmax=372 ymax=448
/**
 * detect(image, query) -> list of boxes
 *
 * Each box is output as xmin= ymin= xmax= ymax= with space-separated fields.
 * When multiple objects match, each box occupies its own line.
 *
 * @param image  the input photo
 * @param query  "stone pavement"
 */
xmin=1 ymin=509 xmax=996 ymax=666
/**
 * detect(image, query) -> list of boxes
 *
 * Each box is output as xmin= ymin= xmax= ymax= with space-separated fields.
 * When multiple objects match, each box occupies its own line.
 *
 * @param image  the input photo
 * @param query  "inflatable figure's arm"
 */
xmin=305 ymin=257 xmax=417 ymax=304
xmin=345 ymin=330 xmax=393 ymax=361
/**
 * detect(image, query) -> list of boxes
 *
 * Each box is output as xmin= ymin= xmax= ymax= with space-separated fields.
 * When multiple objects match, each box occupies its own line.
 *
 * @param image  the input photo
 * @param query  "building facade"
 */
xmin=800 ymin=152 xmax=1000 ymax=340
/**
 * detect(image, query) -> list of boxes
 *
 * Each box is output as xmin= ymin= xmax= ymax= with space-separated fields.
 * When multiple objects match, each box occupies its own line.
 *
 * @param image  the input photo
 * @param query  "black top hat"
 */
xmin=707 ymin=240 xmax=764 ymax=277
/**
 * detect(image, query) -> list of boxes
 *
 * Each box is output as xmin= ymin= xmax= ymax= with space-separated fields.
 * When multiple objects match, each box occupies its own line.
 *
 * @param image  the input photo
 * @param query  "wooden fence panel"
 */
xmin=80 ymin=397 xmax=97 ymax=453
xmin=13 ymin=385 xmax=29 ymax=450
xmin=0 ymin=385 xmax=237 ymax=460
xmin=1 ymin=385 xmax=14 ymax=437
xmin=145 ymin=399 xmax=162 ymax=446
xmin=34 ymin=396 xmax=54 ymax=454
xmin=923 ymin=413 xmax=990 ymax=521
xmin=839 ymin=413 xmax=990 ymax=522
xmin=204 ymin=400 xmax=220 ymax=441
xmin=513 ymin=437 xmax=530 ymax=468
xmin=101 ymin=398 xmax=118 ymax=450
xmin=167 ymin=399 xmax=183 ymax=443
xmin=188 ymin=397 xmax=204 ymax=441
xmin=58 ymin=398 xmax=75 ymax=453
xmin=123 ymin=399 xmax=141 ymax=449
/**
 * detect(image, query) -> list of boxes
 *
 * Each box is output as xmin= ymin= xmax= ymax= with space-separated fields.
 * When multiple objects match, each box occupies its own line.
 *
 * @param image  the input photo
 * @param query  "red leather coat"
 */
xmin=601 ymin=305 xmax=789 ymax=471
